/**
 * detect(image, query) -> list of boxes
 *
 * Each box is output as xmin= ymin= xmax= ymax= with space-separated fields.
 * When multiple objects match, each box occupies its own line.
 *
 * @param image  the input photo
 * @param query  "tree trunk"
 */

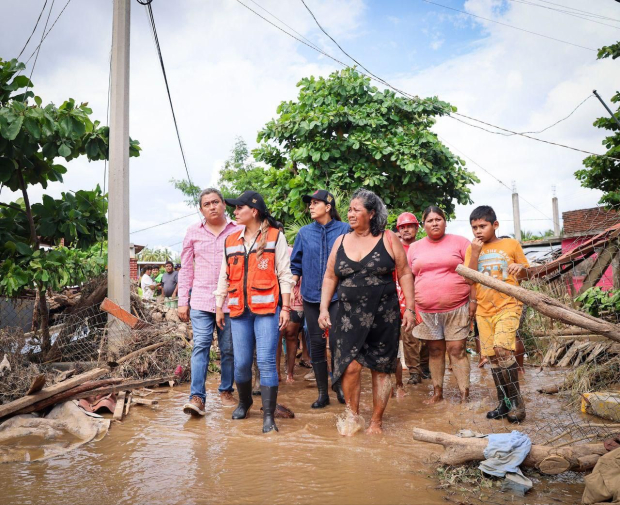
xmin=412 ymin=428 xmax=607 ymax=474
xmin=455 ymin=265 xmax=620 ymax=343
xmin=38 ymin=289 xmax=51 ymax=355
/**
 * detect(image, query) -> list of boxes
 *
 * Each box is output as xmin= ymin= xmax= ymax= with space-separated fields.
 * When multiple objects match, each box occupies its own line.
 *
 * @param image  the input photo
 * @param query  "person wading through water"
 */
xmin=290 ymin=189 xmax=350 ymax=409
xmin=179 ymin=188 xmax=240 ymax=416
xmin=407 ymin=206 xmax=474 ymax=404
xmin=319 ymin=189 xmax=415 ymax=435
xmin=215 ymin=191 xmax=294 ymax=433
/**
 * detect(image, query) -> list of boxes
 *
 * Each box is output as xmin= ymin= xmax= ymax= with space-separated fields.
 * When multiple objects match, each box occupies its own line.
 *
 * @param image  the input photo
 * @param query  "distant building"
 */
xmin=561 ymin=207 xmax=620 ymax=292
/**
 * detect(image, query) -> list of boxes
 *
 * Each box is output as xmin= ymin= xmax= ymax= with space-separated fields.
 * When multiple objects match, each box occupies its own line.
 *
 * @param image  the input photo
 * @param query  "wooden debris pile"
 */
xmin=541 ymin=340 xmax=620 ymax=368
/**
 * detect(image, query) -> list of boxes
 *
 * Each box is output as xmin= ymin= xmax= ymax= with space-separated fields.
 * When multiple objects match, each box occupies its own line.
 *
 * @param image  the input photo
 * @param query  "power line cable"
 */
xmin=419 ymin=0 xmax=597 ymax=51
xmin=23 ymin=0 xmax=55 ymax=102
xmin=292 ymin=0 xmax=612 ymax=159
xmin=23 ymin=0 xmax=72 ymax=65
xmin=439 ymin=136 xmax=553 ymax=221
xmin=506 ymin=0 xmax=620 ymax=29
xmin=130 ymin=212 xmax=198 ymax=235
xmin=140 ymin=1 xmax=194 ymax=187
xmin=535 ymin=0 xmax=620 ymax=22
xmin=16 ymin=0 xmax=49 ymax=60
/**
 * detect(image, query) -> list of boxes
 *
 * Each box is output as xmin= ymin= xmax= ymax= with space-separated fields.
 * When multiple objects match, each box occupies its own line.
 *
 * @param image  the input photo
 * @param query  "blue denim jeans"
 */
xmin=230 ymin=308 xmax=280 ymax=387
xmin=189 ymin=309 xmax=234 ymax=401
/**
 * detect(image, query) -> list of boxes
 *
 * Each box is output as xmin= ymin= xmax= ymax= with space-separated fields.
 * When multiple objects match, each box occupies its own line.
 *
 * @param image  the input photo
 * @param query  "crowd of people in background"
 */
xmin=171 ymin=185 xmax=530 ymax=434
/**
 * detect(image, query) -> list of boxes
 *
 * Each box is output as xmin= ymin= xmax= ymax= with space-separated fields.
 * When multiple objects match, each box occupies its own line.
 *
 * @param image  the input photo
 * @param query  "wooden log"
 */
xmin=132 ymin=397 xmax=158 ymax=406
xmin=115 ymin=341 xmax=168 ymax=365
xmin=538 ymin=455 xmax=570 ymax=475
xmin=412 ymin=428 xmax=607 ymax=474
xmin=456 ymin=265 xmax=620 ymax=343
xmin=0 ymin=367 xmax=109 ymax=419
xmin=537 ymin=384 xmax=560 ymax=394
xmin=67 ymin=376 xmax=175 ymax=400
xmin=16 ymin=378 xmax=124 ymax=415
xmin=114 ymin=391 xmax=126 ymax=421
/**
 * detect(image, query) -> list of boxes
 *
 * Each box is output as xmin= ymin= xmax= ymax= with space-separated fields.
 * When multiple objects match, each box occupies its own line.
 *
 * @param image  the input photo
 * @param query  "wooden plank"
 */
xmin=124 ymin=393 xmax=132 ymax=416
xmin=132 ymin=397 xmax=158 ymax=406
xmin=532 ymin=328 xmax=594 ymax=337
xmin=577 ymin=242 xmax=619 ymax=295
xmin=67 ymin=376 xmax=175 ymax=400
xmin=101 ymin=297 xmax=149 ymax=330
xmin=0 ymin=367 xmax=109 ymax=419
xmin=114 ymin=391 xmax=126 ymax=421
xmin=456 ymin=265 xmax=620 ymax=343
xmin=557 ymin=342 xmax=581 ymax=367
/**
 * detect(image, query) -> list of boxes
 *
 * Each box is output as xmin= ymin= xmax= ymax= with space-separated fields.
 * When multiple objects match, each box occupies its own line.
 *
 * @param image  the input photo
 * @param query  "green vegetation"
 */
xmin=0 ymin=57 xmax=140 ymax=351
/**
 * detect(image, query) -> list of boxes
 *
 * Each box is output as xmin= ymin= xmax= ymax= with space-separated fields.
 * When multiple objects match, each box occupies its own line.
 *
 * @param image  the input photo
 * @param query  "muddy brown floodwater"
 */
xmin=2 ymin=360 xmax=588 ymax=505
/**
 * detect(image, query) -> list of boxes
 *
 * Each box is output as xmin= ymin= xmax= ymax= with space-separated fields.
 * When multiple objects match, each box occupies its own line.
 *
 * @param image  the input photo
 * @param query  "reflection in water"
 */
xmin=1 ymin=361 xmax=585 ymax=505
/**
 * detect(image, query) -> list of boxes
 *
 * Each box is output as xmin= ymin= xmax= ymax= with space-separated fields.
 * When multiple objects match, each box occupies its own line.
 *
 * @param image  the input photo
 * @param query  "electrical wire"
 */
xmin=535 ymin=0 xmax=620 ymax=23
xmin=16 ymin=0 xmax=49 ymax=60
xmin=419 ymin=0 xmax=596 ymax=51
xmin=23 ymin=0 xmax=72 ymax=65
xmin=23 ymin=0 xmax=55 ymax=102
xmin=141 ymin=1 xmax=194 ymax=188
xmin=130 ymin=212 xmax=198 ymax=235
xmin=506 ymin=0 xmax=620 ymax=29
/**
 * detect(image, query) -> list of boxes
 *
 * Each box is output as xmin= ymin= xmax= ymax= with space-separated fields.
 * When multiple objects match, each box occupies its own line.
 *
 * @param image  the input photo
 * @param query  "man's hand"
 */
xmin=279 ymin=309 xmax=290 ymax=330
xmin=216 ymin=307 xmax=226 ymax=330
xmin=178 ymin=306 xmax=190 ymax=322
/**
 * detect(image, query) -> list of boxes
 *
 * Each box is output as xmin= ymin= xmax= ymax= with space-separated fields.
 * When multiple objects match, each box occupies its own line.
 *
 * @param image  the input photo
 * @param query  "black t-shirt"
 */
xmin=161 ymin=271 xmax=178 ymax=297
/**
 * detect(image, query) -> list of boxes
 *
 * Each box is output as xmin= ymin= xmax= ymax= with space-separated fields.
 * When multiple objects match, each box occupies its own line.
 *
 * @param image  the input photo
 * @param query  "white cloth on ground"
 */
xmin=478 ymin=430 xmax=532 ymax=478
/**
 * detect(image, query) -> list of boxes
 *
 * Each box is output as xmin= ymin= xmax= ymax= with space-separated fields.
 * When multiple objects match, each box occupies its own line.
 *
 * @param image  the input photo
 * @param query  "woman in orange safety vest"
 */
xmin=215 ymin=191 xmax=294 ymax=433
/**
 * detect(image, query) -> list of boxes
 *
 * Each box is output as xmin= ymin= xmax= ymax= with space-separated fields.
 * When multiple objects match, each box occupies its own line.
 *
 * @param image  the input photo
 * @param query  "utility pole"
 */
xmin=593 ymin=90 xmax=620 ymax=130
xmin=552 ymin=186 xmax=560 ymax=237
xmin=107 ymin=0 xmax=131 ymax=356
xmin=512 ymin=181 xmax=521 ymax=242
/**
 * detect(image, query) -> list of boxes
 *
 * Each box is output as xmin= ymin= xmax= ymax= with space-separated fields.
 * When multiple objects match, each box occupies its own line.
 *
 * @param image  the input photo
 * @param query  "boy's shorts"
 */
xmin=476 ymin=309 xmax=521 ymax=356
xmin=290 ymin=309 xmax=304 ymax=325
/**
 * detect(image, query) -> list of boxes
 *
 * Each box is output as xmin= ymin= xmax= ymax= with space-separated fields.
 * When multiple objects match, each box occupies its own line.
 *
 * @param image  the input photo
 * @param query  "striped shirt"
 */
xmin=178 ymin=219 xmax=241 ymax=313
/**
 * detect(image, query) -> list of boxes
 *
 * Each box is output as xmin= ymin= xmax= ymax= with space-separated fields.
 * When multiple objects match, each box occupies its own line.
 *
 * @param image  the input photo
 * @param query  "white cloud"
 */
xmin=391 ymin=0 xmax=618 ymax=237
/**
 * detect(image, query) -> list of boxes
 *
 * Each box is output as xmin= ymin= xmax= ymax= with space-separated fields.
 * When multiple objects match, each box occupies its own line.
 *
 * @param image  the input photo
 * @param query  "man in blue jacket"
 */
xmin=290 ymin=190 xmax=350 ymax=408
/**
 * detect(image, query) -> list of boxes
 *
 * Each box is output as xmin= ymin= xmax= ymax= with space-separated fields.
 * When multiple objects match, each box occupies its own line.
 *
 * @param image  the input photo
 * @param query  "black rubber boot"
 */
xmin=505 ymin=362 xmax=526 ymax=423
xmin=486 ymin=367 xmax=510 ymax=420
xmin=332 ymin=380 xmax=346 ymax=404
xmin=232 ymin=380 xmax=253 ymax=420
xmin=261 ymin=385 xmax=279 ymax=433
xmin=311 ymin=361 xmax=330 ymax=409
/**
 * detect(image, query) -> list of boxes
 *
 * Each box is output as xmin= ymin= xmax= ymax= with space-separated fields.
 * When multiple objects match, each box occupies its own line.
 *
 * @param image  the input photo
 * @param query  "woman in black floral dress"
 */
xmin=319 ymin=189 xmax=415 ymax=435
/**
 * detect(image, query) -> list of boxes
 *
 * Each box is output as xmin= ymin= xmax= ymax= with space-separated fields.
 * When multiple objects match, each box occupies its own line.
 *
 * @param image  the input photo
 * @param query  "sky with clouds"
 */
xmin=1 ymin=0 xmax=618 ymax=253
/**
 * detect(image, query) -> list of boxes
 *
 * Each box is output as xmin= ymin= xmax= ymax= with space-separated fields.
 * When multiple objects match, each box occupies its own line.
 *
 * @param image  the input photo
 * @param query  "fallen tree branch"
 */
xmin=115 ymin=341 xmax=168 ymax=365
xmin=67 ymin=376 xmax=175 ymax=400
xmin=455 ymin=265 xmax=620 ymax=343
xmin=412 ymin=428 xmax=607 ymax=474
xmin=0 ymin=367 xmax=109 ymax=419
xmin=15 ymin=378 xmax=124 ymax=415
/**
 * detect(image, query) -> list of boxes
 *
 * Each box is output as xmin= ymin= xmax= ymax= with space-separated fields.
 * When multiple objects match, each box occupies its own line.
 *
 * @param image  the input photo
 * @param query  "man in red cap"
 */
xmin=396 ymin=212 xmax=429 ymax=385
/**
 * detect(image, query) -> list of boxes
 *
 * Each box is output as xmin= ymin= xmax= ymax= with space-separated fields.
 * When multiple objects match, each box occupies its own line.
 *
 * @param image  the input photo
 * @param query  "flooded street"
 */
xmin=1 ymin=361 xmax=587 ymax=505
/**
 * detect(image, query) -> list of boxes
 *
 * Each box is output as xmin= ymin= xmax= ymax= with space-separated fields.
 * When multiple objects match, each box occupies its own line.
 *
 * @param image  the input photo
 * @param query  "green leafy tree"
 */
xmin=170 ymin=177 xmax=201 ymax=207
xmin=575 ymin=42 xmax=620 ymax=206
xmin=252 ymin=68 xmax=478 ymax=222
xmin=0 ymin=58 xmax=140 ymax=354
xmin=136 ymin=247 xmax=175 ymax=262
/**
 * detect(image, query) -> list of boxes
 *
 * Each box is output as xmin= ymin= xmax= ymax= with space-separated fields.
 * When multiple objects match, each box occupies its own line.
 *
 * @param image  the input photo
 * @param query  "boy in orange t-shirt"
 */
xmin=464 ymin=206 xmax=529 ymax=423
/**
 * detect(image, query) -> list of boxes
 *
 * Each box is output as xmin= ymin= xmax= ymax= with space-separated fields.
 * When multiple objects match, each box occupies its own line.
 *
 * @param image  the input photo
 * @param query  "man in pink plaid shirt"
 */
xmin=178 ymin=188 xmax=241 ymax=416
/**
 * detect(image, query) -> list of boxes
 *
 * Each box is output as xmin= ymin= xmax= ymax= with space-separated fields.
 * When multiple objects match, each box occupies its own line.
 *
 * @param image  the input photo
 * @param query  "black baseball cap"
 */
xmin=302 ymin=189 xmax=335 ymax=205
xmin=225 ymin=190 xmax=267 ymax=214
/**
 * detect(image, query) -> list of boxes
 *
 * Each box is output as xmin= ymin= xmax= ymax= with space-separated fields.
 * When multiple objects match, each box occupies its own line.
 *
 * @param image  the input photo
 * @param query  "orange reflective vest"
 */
xmin=225 ymin=226 xmax=281 ymax=318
